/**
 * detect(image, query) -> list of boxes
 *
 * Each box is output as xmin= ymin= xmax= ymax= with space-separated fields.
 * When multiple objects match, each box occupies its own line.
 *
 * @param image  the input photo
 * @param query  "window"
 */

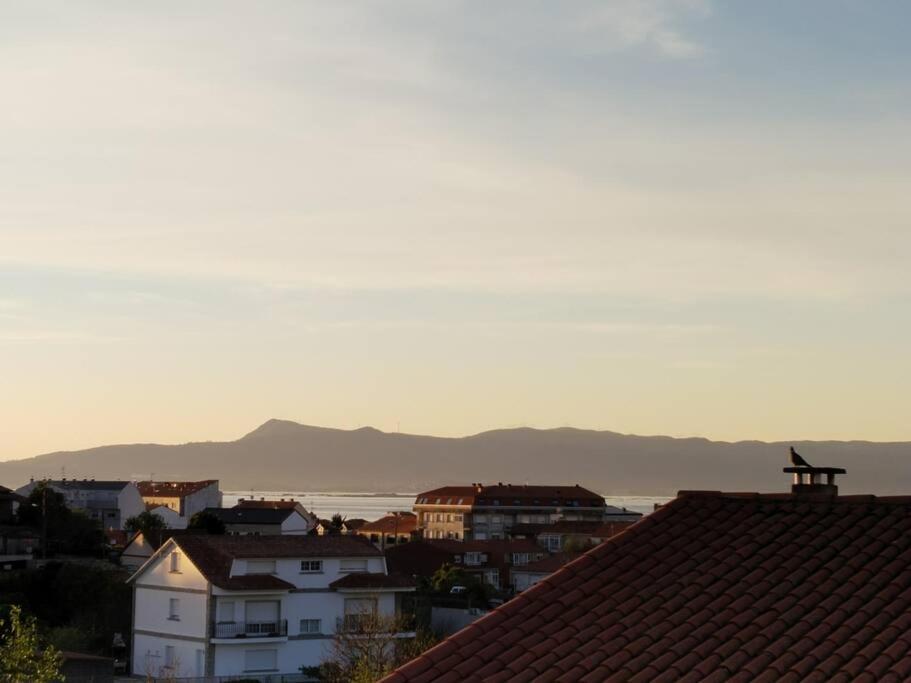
xmin=342 ymin=597 xmax=378 ymax=631
xmin=512 ymin=553 xmax=530 ymax=566
xmin=165 ymin=645 xmax=176 ymax=668
xmin=246 ymin=560 xmax=276 ymax=574
xmin=299 ymin=619 xmax=321 ymax=634
xmin=543 ymin=536 xmax=562 ymax=552
xmin=217 ymin=600 xmax=235 ymax=623
xmin=169 ymin=551 xmax=181 ymax=573
xmin=169 ymin=598 xmax=180 ymax=620
xmin=453 ymin=514 xmax=463 ymax=522
xmin=340 ymin=559 xmax=367 ymax=573
xmin=244 ymin=649 xmax=277 ymax=672
xmin=483 ymin=569 xmax=500 ymax=588
xmin=300 ymin=560 xmax=323 ymax=573
xmin=464 ymin=552 xmax=482 ymax=566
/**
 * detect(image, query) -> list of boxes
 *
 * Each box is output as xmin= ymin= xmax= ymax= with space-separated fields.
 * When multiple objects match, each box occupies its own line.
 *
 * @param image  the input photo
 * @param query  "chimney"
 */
xmin=784 ymin=465 xmax=846 ymax=496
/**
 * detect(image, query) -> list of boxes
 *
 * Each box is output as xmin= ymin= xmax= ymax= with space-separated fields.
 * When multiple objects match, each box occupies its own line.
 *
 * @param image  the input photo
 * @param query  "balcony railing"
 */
xmin=212 ymin=620 xmax=287 ymax=638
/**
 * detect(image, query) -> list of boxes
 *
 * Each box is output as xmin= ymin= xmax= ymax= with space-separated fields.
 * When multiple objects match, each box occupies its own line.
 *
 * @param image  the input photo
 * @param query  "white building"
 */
xmin=128 ymin=534 xmax=415 ymax=679
xmin=16 ymin=479 xmax=145 ymax=530
xmin=137 ymin=480 xmax=222 ymax=529
xmin=205 ymin=505 xmax=315 ymax=536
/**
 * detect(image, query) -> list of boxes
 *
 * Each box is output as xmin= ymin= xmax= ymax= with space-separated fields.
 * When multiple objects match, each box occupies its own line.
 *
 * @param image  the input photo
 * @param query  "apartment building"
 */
xmin=385 ymin=538 xmax=545 ymax=591
xmin=16 ymin=479 xmax=144 ymax=530
xmin=356 ymin=512 xmax=417 ymax=549
xmin=413 ymin=483 xmax=607 ymax=540
xmin=128 ymin=534 xmax=414 ymax=679
xmin=137 ymin=480 xmax=222 ymax=528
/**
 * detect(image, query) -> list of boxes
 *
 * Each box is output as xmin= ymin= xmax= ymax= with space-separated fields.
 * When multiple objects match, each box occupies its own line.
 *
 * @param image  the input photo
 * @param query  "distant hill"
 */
xmin=1 ymin=419 xmax=909 ymax=496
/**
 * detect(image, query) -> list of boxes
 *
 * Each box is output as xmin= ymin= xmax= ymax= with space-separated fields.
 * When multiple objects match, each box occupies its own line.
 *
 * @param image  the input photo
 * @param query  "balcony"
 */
xmin=211 ymin=620 xmax=287 ymax=639
xmin=336 ymin=613 xmax=417 ymax=635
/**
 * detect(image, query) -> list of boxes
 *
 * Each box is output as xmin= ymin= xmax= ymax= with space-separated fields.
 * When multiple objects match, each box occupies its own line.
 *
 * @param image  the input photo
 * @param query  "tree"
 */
xmin=330 ymin=513 xmax=346 ymax=532
xmin=0 ymin=606 xmax=63 ymax=683
xmin=306 ymin=612 xmax=436 ymax=683
xmin=124 ymin=511 xmax=167 ymax=537
xmin=429 ymin=563 xmax=491 ymax=604
xmin=188 ymin=510 xmax=226 ymax=534
xmin=16 ymin=482 xmax=103 ymax=556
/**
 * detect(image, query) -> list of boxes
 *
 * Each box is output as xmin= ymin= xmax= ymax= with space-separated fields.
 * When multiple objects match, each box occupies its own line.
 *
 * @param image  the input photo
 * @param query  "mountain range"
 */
xmin=1 ymin=419 xmax=909 ymax=496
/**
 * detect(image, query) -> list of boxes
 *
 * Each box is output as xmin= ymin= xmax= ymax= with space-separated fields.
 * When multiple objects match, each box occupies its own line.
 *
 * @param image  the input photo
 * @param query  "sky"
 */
xmin=2 ymin=1 xmax=910 ymax=459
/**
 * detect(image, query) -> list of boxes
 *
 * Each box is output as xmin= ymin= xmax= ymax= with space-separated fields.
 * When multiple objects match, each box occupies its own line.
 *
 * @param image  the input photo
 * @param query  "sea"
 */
xmin=223 ymin=491 xmax=672 ymax=521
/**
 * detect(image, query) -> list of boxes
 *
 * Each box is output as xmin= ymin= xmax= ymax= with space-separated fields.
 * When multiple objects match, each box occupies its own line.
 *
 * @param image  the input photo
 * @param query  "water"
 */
xmin=223 ymin=491 xmax=671 ymax=521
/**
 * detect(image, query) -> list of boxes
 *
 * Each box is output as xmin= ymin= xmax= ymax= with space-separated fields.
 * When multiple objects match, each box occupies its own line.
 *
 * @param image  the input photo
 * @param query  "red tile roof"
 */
xmin=415 ymin=484 xmax=606 ymax=508
xmin=384 ymin=491 xmax=911 ymax=682
xmin=137 ymin=480 xmax=218 ymax=498
xmin=359 ymin=512 xmax=418 ymax=535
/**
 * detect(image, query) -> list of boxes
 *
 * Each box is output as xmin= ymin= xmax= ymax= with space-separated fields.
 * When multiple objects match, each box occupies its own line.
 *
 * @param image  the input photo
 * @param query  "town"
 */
xmin=2 ymin=456 xmax=909 ymax=681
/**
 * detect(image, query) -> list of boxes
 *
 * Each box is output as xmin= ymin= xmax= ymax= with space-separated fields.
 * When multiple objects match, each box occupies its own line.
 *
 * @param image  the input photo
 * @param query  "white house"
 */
xmin=127 ymin=534 xmax=415 ymax=679
xmin=205 ymin=505 xmax=315 ymax=536
xmin=16 ymin=479 xmax=145 ymax=530
xmin=137 ymin=480 xmax=222 ymax=529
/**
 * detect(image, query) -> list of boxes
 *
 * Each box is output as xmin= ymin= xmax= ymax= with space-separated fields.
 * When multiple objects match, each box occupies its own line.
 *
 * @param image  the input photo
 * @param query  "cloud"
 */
xmin=572 ymin=0 xmax=709 ymax=58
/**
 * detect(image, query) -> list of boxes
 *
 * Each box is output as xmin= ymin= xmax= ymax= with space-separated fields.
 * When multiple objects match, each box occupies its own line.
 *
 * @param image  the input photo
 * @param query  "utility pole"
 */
xmin=41 ymin=484 xmax=47 ymax=560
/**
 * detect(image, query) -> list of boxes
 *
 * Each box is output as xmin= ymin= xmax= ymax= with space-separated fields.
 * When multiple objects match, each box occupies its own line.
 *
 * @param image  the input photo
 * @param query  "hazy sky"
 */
xmin=2 ymin=1 xmax=910 ymax=458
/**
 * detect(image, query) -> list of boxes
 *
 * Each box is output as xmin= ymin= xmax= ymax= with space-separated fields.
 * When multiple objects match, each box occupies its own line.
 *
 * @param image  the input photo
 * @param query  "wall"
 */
xmin=213 ymin=639 xmax=329 ymax=677
xmin=118 ymin=484 xmax=146 ymax=529
xmin=131 ymin=540 xmax=210 ymax=677
xmin=132 ymin=633 xmax=206 ymax=679
xmin=280 ymin=511 xmax=313 ymax=535
xmin=121 ymin=533 xmax=156 ymax=570
xmin=210 ymin=590 xmax=401 ymax=674
xmin=230 ymin=556 xmax=386 ymax=589
xmin=431 ymin=606 xmax=488 ymax=636
xmin=185 ymin=483 xmax=222 ymax=518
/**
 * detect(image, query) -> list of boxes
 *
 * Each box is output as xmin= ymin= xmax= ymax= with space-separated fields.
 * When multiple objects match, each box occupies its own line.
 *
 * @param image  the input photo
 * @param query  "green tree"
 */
xmin=429 ymin=563 xmax=491 ymax=603
xmin=330 ymin=513 xmax=346 ymax=532
xmin=124 ymin=510 xmax=167 ymax=537
xmin=17 ymin=482 xmax=103 ymax=556
xmin=0 ymin=606 xmax=63 ymax=683
xmin=188 ymin=510 xmax=226 ymax=534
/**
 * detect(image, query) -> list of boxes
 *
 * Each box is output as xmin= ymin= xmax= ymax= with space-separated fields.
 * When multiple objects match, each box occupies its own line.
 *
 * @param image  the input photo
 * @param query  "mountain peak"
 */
xmin=240 ymin=419 xmax=316 ymax=440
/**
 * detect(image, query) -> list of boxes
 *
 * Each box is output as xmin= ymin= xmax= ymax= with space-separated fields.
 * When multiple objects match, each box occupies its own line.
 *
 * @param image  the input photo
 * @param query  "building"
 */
xmin=386 ymin=538 xmax=546 ymax=591
xmin=528 ymin=519 xmax=638 ymax=552
xmin=128 ymin=534 xmax=415 ymax=678
xmin=413 ymin=483 xmax=607 ymax=541
xmin=0 ymin=484 xmax=25 ymax=523
xmin=357 ymin=512 xmax=418 ymax=549
xmin=120 ymin=529 xmax=182 ymax=571
xmin=510 ymin=552 xmax=569 ymax=593
xmin=15 ymin=479 xmax=144 ymax=530
xmin=203 ymin=506 xmax=315 ymax=536
xmin=386 ymin=465 xmax=911 ymax=682
xmin=137 ymin=480 xmax=222 ymax=528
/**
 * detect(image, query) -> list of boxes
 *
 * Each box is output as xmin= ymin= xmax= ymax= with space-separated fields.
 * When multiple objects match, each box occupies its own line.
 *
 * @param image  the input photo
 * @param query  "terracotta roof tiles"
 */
xmin=384 ymin=491 xmax=911 ymax=682
xmin=137 ymin=480 xmax=218 ymax=497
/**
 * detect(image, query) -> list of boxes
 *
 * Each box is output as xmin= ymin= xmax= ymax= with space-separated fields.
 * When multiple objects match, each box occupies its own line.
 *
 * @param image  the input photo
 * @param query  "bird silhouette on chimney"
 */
xmin=790 ymin=446 xmax=812 ymax=468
